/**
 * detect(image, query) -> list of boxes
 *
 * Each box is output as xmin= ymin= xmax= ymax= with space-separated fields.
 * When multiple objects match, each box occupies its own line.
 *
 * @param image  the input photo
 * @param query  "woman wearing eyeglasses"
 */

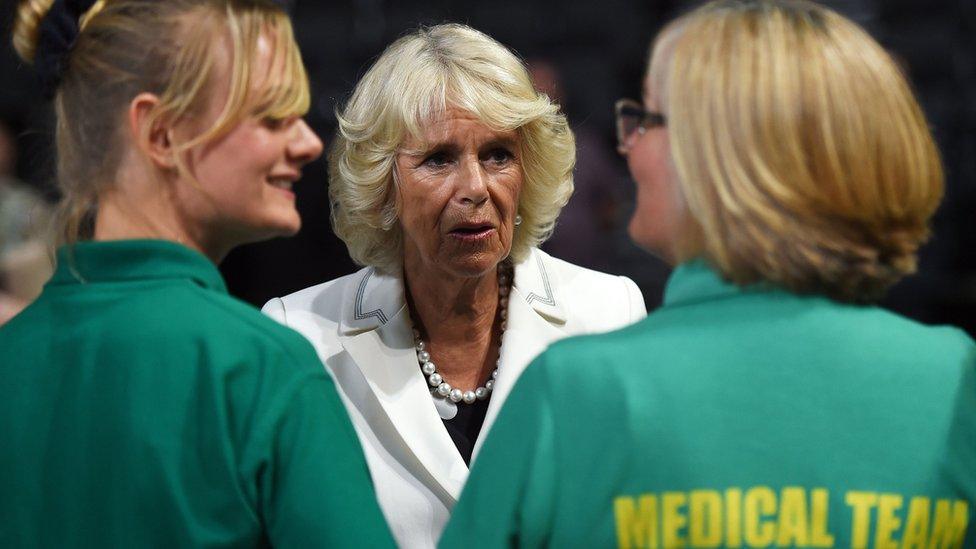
xmin=441 ymin=1 xmax=976 ymax=547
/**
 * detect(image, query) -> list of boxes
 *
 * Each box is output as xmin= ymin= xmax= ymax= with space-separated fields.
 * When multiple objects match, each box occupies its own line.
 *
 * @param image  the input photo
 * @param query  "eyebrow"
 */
xmin=483 ymin=136 xmax=520 ymax=150
xmin=399 ymin=142 xmax=458 ymax=158
xmin=399 ymin=135 xmax=520 ymax=157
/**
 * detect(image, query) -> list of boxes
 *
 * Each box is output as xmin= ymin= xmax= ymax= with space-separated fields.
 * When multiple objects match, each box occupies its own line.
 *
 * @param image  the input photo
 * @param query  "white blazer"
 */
xmin=262 ymin=247 xmax=645 ymax=548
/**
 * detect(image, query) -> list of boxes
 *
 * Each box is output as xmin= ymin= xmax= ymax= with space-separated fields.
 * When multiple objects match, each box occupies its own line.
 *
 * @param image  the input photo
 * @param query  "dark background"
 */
xmin=2 ymin=0 xmax=974 ymax=334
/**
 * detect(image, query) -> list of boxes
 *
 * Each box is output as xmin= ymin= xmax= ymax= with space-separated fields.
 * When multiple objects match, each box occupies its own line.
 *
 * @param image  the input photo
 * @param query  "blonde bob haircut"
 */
xmin=13 ymin=0 xmax=310 ymax=245
xmin=649 ymin=0 xmax=943 ymax=302
xmin=330 ymin=23 xmax=576 ymax=274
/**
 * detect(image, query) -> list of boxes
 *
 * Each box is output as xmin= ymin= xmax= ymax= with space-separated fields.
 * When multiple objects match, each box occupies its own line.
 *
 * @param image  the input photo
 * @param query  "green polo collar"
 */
xmin=662 ymin=258 xmax=761 ymax=308
xmin=48 ymin=239 xmax=228 ymax=294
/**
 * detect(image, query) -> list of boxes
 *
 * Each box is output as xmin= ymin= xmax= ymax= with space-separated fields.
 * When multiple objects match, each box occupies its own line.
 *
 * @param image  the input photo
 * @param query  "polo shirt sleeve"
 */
xmin=440 ymin=355 xmax=558 ymax=548
xmin=251 ymin=346 xmax=395 ymax=548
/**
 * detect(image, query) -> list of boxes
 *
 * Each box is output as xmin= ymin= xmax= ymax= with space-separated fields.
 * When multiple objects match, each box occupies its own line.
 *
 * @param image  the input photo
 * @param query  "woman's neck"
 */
xmin=404 ymin=259 xmax=502 ymax=390
xmin=93 ymin=188 xmax=228 ymax=263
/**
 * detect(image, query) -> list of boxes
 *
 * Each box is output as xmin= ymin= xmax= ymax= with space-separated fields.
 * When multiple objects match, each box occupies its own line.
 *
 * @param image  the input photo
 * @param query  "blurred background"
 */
xmin=1 ymin=0 xmax=973 ymax=334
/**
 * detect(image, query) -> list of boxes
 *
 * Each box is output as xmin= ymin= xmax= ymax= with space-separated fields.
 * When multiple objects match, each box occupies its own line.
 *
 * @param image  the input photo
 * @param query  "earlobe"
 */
xmin=128 ymin=92 xmax=176 ymax=170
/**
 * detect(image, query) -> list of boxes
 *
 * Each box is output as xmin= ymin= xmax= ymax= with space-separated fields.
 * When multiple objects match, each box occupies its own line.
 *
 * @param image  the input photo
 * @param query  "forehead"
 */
xmin=401 ymin=107 xmax=518 ymax=149
xmin=209 ymin=28 xmax=287 ymax=90
xmin=203 ymin=32 xmax=267 ymax=93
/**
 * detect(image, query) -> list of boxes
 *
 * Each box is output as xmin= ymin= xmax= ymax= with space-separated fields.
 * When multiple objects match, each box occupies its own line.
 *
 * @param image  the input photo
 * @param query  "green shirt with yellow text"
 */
xmin=443 ymin=260 xmax=976 ymax=549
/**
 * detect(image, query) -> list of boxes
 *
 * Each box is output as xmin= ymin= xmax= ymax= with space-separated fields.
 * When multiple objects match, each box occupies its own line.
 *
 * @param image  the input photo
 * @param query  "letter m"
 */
xmin=615 ymin=495 xmax=659 ymax=549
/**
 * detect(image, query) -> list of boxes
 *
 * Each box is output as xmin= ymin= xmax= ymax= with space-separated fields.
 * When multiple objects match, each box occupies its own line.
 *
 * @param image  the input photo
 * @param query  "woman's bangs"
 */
xmin=252 ymin=14 xmax=310 ymax=120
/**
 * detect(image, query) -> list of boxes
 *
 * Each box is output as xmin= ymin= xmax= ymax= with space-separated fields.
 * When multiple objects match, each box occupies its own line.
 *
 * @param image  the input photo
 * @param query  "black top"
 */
xmin=434 ymin=392 xmax=491 ymax=466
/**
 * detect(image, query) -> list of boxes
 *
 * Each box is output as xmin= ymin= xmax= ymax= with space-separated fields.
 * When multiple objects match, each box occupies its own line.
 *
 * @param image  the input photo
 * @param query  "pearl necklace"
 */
xmin=413 ymin=266 xmax=511 ymax=405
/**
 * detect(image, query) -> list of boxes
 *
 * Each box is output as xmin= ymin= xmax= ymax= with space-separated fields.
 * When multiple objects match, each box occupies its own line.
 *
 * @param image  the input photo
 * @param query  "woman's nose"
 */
xmin=288 ymin=119 xmax=324 ymax=165
xmin=457 ymin=157 xmax=489 ymax=206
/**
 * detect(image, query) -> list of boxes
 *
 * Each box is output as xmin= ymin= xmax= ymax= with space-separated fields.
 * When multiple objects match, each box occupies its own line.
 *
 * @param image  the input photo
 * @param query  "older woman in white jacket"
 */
xmin=263 ymin=23 xmax=646 ymax=548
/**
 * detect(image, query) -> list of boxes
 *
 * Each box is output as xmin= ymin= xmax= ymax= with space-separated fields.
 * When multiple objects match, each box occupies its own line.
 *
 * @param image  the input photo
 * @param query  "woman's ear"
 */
xmin=128 ymin=92 xmax=177 ymax=170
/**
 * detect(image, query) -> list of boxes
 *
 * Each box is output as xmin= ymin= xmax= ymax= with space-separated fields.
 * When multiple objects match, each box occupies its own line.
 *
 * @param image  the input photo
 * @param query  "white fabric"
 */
xmin=262 ymin=247 xmax=646 ymax=548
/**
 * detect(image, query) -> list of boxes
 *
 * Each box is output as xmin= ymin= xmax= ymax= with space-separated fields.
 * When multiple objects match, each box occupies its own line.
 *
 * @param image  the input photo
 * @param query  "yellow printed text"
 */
xmin=615 ymin=487 xmax=969 ymax=549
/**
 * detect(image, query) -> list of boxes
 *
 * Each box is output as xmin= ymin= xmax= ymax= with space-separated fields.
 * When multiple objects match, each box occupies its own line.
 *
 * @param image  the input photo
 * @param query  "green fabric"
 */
xmin=443 ymin=259 xmax=976 ymax=548
xmin=0 ymin=240 xmax=394 ymax=548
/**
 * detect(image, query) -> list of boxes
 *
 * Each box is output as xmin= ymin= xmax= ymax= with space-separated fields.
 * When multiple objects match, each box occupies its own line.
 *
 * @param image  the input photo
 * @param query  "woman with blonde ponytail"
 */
xmin=0 ymin=1 xmax=393 ymax=546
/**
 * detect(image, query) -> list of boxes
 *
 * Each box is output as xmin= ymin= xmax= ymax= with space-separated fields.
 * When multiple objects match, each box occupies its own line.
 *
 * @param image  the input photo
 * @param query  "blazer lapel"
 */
xmin=337 ymin=269 xmax=469 ymax=502
xmin=472 ymin=250 xmax=568 ymax=460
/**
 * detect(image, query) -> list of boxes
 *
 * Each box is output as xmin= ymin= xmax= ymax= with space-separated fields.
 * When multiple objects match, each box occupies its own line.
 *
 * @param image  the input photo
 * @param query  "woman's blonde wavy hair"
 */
xmin=649 ymin=0 xmax=944 ymax=302
xmin=13 ymin=0 xmax=310 ymax=246
xmin=330 ymin=23 xmax=576 ymax=274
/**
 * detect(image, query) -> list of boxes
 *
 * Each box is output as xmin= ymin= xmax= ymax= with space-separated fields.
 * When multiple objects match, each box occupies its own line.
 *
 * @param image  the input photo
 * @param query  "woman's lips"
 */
xmin=266 ymin=177 xmax=296 ymax=199
xmin=448 ymin=226 xmax=495 ymax=242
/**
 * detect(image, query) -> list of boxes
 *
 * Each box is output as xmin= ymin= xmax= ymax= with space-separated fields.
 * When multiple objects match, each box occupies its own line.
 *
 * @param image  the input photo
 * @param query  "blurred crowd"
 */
xmin=0 ymin=117 xmax=51 ymax=323
xmin=1 ymin=0 xmax=973 ymax=333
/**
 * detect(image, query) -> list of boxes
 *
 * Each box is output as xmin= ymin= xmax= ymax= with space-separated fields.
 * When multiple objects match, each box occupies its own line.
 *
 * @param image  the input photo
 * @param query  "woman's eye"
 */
xmin=422 ymin=152 xmax=451 ymax=168
xmin=485 ymin=148 xmax=515 ymax=165
xmin=262 ymin=116 xmax=290 ymax=130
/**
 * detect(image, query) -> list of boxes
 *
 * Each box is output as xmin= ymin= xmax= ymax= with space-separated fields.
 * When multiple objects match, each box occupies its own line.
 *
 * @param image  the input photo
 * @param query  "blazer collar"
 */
xmin=338 ymin=248 xmax=567 ymax=334
xmin=512 ymin=248 xmax=567 ymax=325
xmin=338 ymin=267 xmax=404 ymax=335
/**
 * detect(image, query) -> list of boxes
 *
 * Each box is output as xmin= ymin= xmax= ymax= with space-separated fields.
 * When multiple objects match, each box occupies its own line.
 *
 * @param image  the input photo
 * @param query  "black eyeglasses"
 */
xmin=614 ymin=98 xmax=667 ymax=154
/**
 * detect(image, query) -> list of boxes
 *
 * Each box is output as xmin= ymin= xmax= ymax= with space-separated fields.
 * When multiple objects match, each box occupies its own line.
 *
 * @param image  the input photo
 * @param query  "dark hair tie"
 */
xmin=34 ymin=0 xmax=100 ymax=97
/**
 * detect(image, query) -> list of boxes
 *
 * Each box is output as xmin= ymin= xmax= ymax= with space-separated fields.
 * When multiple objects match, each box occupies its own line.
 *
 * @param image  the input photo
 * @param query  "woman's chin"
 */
xmin=431 ymin=238 xmax=510 ymax=276
xmin=230 ymin=215 xmax=302 ymax=248
xmin=261 ymin=209 xmax=303 ymax=236
xmin=628 ymin=223 xmax=677 ymax=265
xmin=439 ymin=252 xmax=506 ymax=279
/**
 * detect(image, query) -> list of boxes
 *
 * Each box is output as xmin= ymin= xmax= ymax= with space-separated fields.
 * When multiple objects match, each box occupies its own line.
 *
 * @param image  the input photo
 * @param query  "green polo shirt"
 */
xmin=442 ymin=260 xmax=976 ymax=548
xmin=0 ymin=240 xmax=394 ymax=548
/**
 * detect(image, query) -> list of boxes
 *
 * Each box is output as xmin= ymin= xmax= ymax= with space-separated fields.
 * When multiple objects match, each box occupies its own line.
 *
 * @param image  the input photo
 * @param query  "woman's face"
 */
xmin=395 ymin=108 xmax=523 ymax=279
xmin=625 ymin=78 xmax=686 ymax=264
xmin=175 ymin=33 xmax=323 ymax=250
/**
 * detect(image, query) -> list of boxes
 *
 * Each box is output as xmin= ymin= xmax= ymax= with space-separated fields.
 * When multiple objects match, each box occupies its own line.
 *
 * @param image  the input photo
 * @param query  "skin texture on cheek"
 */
xmin=186 ymin=119 xmax=301 ymax=236
xmin=625 ymin=100 xmax=687 ymax=265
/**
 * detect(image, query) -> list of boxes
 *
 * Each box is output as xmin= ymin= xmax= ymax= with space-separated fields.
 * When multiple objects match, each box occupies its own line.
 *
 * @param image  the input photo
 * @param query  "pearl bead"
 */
xmin=499 ymin=285 xmax=510 ymax=297
xmin=475 ymin=387 xmax=488 ymax=400
xmin=428 ymin=373 xmax=442 ymax=386
xmin=500 ymin=297 xmax=507 ymax=307
xmin=463 ymin=391 xmax=476 ymax=403
xmin=417 ymin=350 xmax=430 ymax=363
xmin=500 ymin=308 xmax=507 ymax=320
xmin=485 ymin=379 xmax=494 ymax=391
xmin=450 ymin=388 xmax=463 ymax=402
xmin=416 ymin=340 xmax=426 ymax=351
xmin=437 ymin=382 xmax=452 ymax=397
xmin=422 ymin=362 xmax=436 ymax=375
xmin=491 ymin=369 xmax=498 ymax=379
xmin=500 ymin=321 xmax=506 ymax=331
xmin=413 ymin=329 xmax=420 ymax=338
